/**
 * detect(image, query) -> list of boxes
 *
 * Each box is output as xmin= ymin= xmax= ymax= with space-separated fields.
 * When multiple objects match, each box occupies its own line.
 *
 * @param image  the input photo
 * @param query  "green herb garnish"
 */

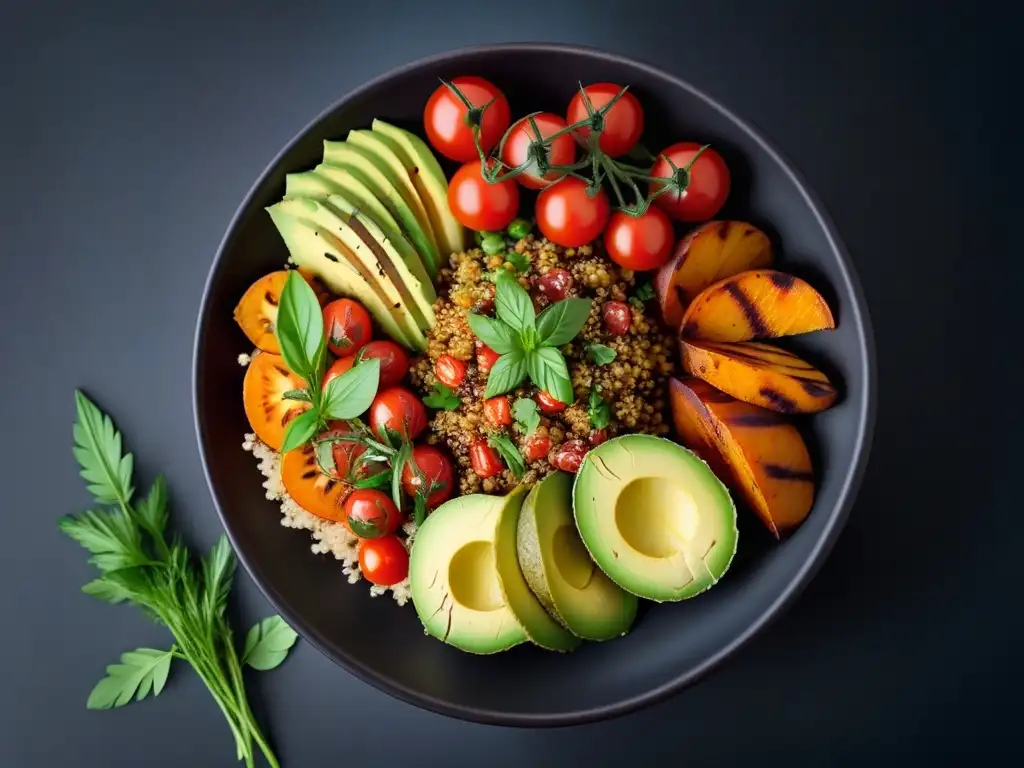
xmin=507 ymin=217 xmax=533 ymax=240
xmin=481 ymin=233 xmax=506 ymax=255
xmin=632 ymin=281 xmax=655 ymax=302
xmin=588 ymin=387 xmax=611 ymax=430
xmin=468 ymin=271 xmax=589 ymax=403
xmin=61 ymin=391 xmax=296 ymax=767
xmin=423 ymin=382 xmax=461 ymax=411
xmin=488 ymin=432 xmax=526 ymax=478
xmin=586 ymin=343 xmax=618 ymax=366
xmin=275 ymin=271 xmax=381 ymax=452
xmin=512 ymin=397 xmax=541 ymax=437
xmin=506 ymin=250 xmax=531 ymax=274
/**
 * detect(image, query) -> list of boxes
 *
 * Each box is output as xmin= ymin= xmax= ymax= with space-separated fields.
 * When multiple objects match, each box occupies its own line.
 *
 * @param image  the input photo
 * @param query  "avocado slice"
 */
xmin=284 ymin=170 xmax=342 ymax=200
xmin=323 ymin=141 xmax=441 ymax=277
xmin=573 ymin=434 xmax=739 ymax=603
xmin=266 ymin=203 xmax=415 ymax=349
xmin=272 ymin=197 xmax=428 ymax=348
xmin=370 ymin=119 xmax=465 ymax=257
xmin=410 ymin=494 xmax=528 ymax=655
xmin=494 ymin=485 xmax=581 ymax=652
xmin=517 ymin=472 xmax=637 ymax=641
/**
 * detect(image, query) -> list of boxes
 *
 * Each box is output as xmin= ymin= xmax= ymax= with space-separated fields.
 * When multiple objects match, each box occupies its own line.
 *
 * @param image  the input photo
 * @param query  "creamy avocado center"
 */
xmin=552 ymin=525 xmax=595 ymax=590
xmin=614 ymin=477 xmax=700 ymax=558
xmin=448 ymin=541 xmax=503 ymax=612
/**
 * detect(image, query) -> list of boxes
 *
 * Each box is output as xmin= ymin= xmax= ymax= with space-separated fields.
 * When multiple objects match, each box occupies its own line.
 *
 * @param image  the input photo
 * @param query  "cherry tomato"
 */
xmin=357 ymin=340 xmax=409 ymax=389
xmin=484 ymin=396 xmax=512 ymax=426
xmin=500 ymin=112 xmax=577 ymax=189
xmin=602 ymin=301 xmax=632 ymax=336
xmin=650 ymin=143 xmax=731 ymax=222
xmin=536 ymin=178 xmax=610 ymax=248
xmin=552 ymin=439 xmax=587 ymax=473
xmin=476 ymin=341 xmax=501 ymax=374
xmin=435 ymin=354 xmax=466 ymax=389
xmin=401 ymin=445 xmax=456 ymax=509
xmin=343 ymin=489 xmax=402 ymax=539
xmin=323 ymin=356 xmax=355 ymax=387
xmin=535 ymin=390 xmax=567 ymax=414
xmin=604 ymin=208 xmax=675 ymax=271
xmin=448 ymin=160 xmax=520 ymax=232
xmin=322 ymin=299 xmax=372 ymax=357
xmin=423 ymin=76 xmax=510 ymax=163
xmin=566 ymin=83 xmax=645 ymax=158
xmin=589 ymin=428 xmax=609 ymax=447
xmin=522 ymin=433 xmax=551 ymax=462
xmin=358 ymin=535 xmax=409 ymax=586
xmin=537 ymin=269 xmax=574 ymax=301
xmin=469 ymin=440 xmax=503 ymax=478
xmin=320 ymin=421 xmax=366 ymax=481
xmin=369 ymin=386 xmax=428 ymax=441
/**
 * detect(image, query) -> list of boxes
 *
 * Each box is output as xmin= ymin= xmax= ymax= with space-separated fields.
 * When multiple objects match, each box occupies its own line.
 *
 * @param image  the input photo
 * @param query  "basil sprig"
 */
xmin=468 ymin=271 xmax=590 ymax=403
xmin=274 ymin=271 xmax=381 ymax=453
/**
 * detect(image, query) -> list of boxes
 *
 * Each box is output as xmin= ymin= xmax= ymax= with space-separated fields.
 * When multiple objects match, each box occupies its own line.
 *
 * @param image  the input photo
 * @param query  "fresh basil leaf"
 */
xmin=536 ymin=298 xmax=593 ymax=347
xmin=467 ymin=312 xmax=518 ymax=355
xmin=586 ymin=343 xmax=617 ymax=365
xmin=484 ymin=349 xmax=528 ymax=398
xmin=494 ymin=270 xmax=535 ymax=333
xmin=488 ymin=433 xmax=526 ymax=479
xmin=423 ymin=382 xmax=460 ymax=411
xmin=506 ymin=251 xmax=530 ymax=273
xmin=588 ymin=388 xmax=611 ymax=430
xmin=279 ymin=409 xmax=319 ymax=453
xmin=527 ymin=348 xmax=574 ymax=404
xmin=322 ymin=359 xmax=380 ymax=420
xmin=241 ymin=616 xmax=298 ymax=672
xmin=86 ymin=647 xmax=175 ymax=709
xmin=275 ymin=271 xmax=324 ymax=379
xmin=512 ymin=397 xmax=541 ymax=437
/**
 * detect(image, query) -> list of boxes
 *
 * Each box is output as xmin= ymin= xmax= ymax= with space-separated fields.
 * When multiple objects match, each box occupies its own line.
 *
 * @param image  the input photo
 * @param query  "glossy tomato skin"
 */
xmin=401 ymin=445 xmax=455 ymax=509
xmin=566 ymin=83 xmax=644 ymax=158
xmin=604 ymin=208 xmax=675 ymax=271
xmin=602 ymin=301 xmax=633 ymax=336
xmin=448 ymin=160 xmax=520 ymax=232
xmin=536 ymin=178 xmax=610 ymax=248
xmin=535 ymin=390 xmax=567 ymax=415
xmin=484 ymin=396 xmax=512 ymax=427
xmin=322 ymin=299 xmax=372 ymax=357
xmin=343 ymin=489 xmax=402 ymax=539
xmin=357 ymin=340 xmax=409 ymax=388
xmin=369 ymin=387 xmax=428 ymax=441
xmin=536 ymin=269 xmax=574 ymax=301
xmin=475 ymin=341 xmax=501 ymax=374
xmin=552 ymin=439 xmax=587 ymax=473
xmin=320 ymin=421 xmax=367 ymax=481
xmin=500 ymin=112 xmax=577 ymax=189
xmin=358 ymin=535 xmax=409 ymax=586
xmin=424 ymin=76 xmax=510 ymax=163
xmin=434 ymin=354 xmax=466 ymax=389
xmin=322 ymin=356 xmax=355 ymax=387
xmin=522 ymin=433 xmax=551 ymax=462
xmin=650 ymin=143 xmax=731 ymax=222
xmin=469 ymin=440 xmax=503 ymax=478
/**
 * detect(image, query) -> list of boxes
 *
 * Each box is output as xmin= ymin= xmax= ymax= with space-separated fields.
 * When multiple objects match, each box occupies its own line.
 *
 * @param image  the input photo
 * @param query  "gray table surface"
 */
xmin=1 ymin=1 xmax=1015 ymax=765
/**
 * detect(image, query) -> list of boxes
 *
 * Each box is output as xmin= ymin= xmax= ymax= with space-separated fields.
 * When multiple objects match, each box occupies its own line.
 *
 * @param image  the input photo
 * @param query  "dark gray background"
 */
xmin=1 ymin=1 xmax=1015 ymax=765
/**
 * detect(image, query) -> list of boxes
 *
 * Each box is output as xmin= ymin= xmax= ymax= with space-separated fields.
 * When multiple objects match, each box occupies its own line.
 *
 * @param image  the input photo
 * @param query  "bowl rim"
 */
xmin=192 ymin=41 xmax=877 ymax=728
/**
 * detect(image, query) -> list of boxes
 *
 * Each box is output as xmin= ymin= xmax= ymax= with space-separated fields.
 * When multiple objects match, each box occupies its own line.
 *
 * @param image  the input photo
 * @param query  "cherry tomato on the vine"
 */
xmin=434 ymin=354 xmax=466 ymax=389
xmin=649 ymin=143 xmax=731 ymax=222
xmin=603 ymin=207 xmax=675 ymax=271
xmin=424 ymin=76 xmax=510 ymax=163
xmin=566 ymin=83 xmax=645 ymax=158
xmin=401 ymin=445 xmax=456 ymax=509
xmin=448 ymin=160 xmax=520 ymax=232
xmin=358 ymin=535 xmax=409 ymax=586
xmin=369 ymin=386 xmax=428 ymax=441
xmin=535 ymin=177 xmax=610 ymax=248
xmin=343 ymin=489 xmax=402 ymax=539
xmin=500 ymin=112 xmax=577 ymax=189
xmin=469 ymin=440 xmax=504 ymax=479
xmin=322 ymin=298 xmax=371 ymax=357
xmin=357 ymin=340 xmax=410 ymax=389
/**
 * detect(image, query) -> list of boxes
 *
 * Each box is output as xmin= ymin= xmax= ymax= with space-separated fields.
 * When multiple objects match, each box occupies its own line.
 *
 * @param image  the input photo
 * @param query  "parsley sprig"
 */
xmin=60 ymin=392 xmax=296 ymax=767
xmin=468 ymin=271 xmax=590 ymax=403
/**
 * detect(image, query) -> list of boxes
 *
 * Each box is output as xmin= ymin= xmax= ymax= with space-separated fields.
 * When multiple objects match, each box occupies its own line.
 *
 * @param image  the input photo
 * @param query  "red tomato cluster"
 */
xmin=425 ymin=78 xmax=732 ymax=273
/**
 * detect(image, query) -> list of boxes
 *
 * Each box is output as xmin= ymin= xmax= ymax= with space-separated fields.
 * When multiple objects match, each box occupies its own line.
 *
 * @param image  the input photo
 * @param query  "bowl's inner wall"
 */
xmin=196 ymin=48 xmax=869 ymax=718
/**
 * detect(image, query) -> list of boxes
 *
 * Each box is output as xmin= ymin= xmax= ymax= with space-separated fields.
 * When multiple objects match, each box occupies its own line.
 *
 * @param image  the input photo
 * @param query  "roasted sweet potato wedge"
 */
xmin=680 ymin=339 xmax=837 ymax=413
xmin=680 ymin=269 xmax=835 ymax=342
xmin=669 ymin=376 xmax=814 ymax=537
xmin=655 ymin=221 xmax=773 ymax=329
xmin=234 ymin=269 xmax=329 ymax=353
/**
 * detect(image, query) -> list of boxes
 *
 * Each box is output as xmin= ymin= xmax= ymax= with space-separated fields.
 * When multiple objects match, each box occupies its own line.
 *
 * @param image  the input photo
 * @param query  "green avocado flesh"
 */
xmin=573 ymin=434 xmax=739 ymax=603
xmin=517 ymin=472 xmax=637 ymax=641
xmin=494 ymin=486 xmax=581 ymax=652
xmin=410 ymin=495 xmax=527 ymax=655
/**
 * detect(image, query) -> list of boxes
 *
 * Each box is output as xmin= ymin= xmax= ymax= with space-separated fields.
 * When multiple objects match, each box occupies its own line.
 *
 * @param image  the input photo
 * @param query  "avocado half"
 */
xmin=409 ymin=494 xmax=527 ymax=655
xmin=573 ymin=434 xmax=739 ymax=603
xmin=517 ymin=472 xmax=637 ymax=641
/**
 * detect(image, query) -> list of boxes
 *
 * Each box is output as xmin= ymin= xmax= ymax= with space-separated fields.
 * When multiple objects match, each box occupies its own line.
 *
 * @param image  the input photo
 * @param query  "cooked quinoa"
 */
xmin=410 ymin=234 xmax=676 ymax=496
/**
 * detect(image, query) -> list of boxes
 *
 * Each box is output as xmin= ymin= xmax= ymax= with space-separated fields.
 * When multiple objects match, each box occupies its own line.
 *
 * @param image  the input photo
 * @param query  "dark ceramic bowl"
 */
xmin=193 ymin=43 xmax=876 ymax=726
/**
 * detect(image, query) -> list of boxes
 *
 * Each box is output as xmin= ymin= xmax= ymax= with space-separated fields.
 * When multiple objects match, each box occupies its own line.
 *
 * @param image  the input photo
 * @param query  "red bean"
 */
xmin=602 ymin=301 xmax=632 ymax=336
xmin=537 ymin=269 xmax=574 ymax=301
xmin=551 ymin=440 xmax=587 ymax=473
